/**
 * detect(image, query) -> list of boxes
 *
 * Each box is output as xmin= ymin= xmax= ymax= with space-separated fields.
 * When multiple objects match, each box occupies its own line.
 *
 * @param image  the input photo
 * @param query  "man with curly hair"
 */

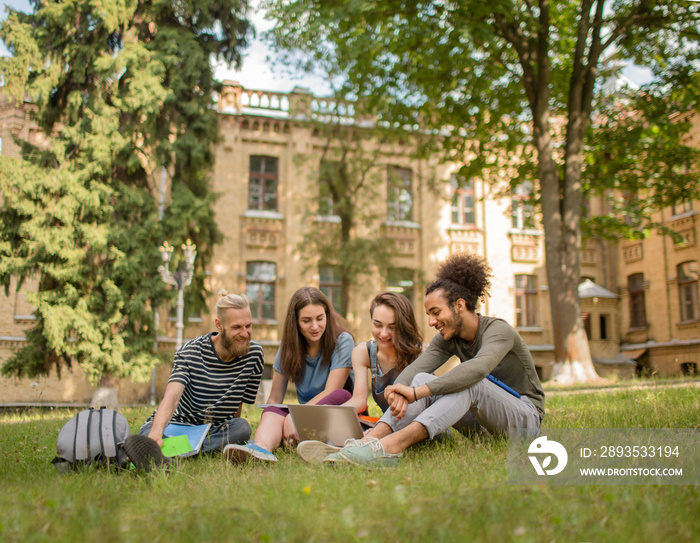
xmin=331 ymin=253 xmax=545 ymax=467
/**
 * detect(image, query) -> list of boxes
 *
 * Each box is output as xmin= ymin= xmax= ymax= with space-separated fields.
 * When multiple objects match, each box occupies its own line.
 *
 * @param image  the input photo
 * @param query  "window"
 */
xmin=450 ymin=174 xmax=475 ymax=226
xmin=599 ymin=314 xmax=609 ymax=340
xmin=13 ymin=273 xmax=38 ymax=320
xmin=387 ymin=268 xmax=415 ymax=306
xmin=168 ymin=303 xmax=202 ymax=323
xmin=387 ymin=167 xmax=413 ymax=222
xmin=628 ymin=273 xmax=646 ymax=328
xmin=511 ymin=181 xmax=535 ymax=230
xmin=319 ymin=160 xmax=339 ymax=216
xmin=678 ymin=261 xmax=699 ymax=321
xmin=515 ymin=274 xmax=538 ymax=327
xmin=248 ymin=156 xmax=278 ymax=211
xmin=622 ymin=192 xmax=640 ymax=226
xmin=672 ymin=200 xmax=692 ymax=216
xmin=319 ymin=265 xmax=343 ymax=313
xmin=680 ymin=362 xmax=697 ymax=376
xmin=246 ymin=262 xmax=276 ymax=321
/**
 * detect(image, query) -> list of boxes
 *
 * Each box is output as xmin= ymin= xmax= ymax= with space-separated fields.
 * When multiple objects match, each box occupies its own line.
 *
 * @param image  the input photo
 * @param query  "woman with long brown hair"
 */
xmin=296 ymin=291 xmax=423 ymax=463
xmin=224 ymin=287 xmax=354 ymax=463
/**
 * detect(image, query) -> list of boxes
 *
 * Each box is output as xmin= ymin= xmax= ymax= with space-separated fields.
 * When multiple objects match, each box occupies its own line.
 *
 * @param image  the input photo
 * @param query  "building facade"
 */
xmin=0 ymin=83 xmax=698 ymax=404
xmin=614 ymin=114 xmax=700 ymax=376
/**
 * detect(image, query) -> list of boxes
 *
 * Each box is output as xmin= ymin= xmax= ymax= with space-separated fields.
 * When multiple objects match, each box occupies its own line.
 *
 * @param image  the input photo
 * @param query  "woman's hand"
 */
xmin=282 ymin=413 xmax=299 ymax=447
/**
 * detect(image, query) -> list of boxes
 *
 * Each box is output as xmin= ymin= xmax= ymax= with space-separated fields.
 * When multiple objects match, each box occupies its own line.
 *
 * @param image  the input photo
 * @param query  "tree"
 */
xmin=0 ymin=0 xmax=252 ymax=397
xmin=263 ymin=0 xmax=700 ymax=383
xmin=294 ymin=98 xmax=425 ymax=317
xmin=262 ymin=32 xmax=436 ymax=318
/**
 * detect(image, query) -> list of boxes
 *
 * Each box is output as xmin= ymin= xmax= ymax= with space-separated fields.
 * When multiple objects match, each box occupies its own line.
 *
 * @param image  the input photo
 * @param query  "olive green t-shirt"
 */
xmin=396 ymin=314 xmax=545 ymax=417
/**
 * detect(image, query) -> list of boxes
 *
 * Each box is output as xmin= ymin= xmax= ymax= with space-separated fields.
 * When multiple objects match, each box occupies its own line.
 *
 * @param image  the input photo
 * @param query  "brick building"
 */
xmin=0 ymin=83 xmax=698 ymax=404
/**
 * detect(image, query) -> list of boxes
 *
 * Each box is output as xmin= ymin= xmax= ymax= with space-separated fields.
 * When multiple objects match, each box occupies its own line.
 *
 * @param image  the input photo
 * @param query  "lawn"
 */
xmin=1 ymin=383 xmax=698 ymax=543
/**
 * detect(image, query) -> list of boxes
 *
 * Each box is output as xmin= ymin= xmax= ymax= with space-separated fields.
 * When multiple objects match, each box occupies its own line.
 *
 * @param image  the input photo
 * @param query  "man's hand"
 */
xmin=147 ymin=430 xmax=164 ymax=448
xmin=384 ymin=383 xmax=415 ymax=420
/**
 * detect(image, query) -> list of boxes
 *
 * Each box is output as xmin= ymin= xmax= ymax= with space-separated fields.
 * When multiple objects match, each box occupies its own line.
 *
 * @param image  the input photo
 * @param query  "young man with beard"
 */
xmin=125 ymin=291 xmax=264 ymax=470
xmin=330 ymin=253 xmax=545 ymax=467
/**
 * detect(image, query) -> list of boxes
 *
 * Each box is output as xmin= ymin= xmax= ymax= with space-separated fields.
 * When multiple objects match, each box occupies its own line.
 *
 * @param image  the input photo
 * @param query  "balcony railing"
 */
xmin=216 ymin=81 xmax=359 ymax=123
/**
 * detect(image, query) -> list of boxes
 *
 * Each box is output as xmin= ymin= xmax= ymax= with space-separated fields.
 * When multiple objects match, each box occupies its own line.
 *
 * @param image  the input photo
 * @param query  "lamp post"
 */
xmin=158 ymin=239 xmax=197 ymax=351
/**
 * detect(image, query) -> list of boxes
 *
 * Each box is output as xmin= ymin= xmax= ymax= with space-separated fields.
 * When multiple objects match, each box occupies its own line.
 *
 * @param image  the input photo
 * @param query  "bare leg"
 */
xmin=379 ymin=422 xmax=429 ymax=454
xmin=362 ymin=421 xmax=394 ymax=441
xmin=253 ymin=411 xmax=286 ymax=452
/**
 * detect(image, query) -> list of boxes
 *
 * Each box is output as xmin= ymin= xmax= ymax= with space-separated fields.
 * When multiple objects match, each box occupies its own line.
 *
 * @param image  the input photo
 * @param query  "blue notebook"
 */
xmin=163 ymin=423 xmax=212 ymax=457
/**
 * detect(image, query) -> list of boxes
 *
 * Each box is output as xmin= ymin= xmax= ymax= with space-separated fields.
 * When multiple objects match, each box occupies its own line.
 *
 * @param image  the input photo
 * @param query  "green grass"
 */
xmin=1 ymin=386 xmax=698 ymax=543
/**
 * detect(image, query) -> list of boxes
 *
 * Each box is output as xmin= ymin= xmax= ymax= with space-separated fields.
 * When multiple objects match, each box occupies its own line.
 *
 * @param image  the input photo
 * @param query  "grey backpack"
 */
xmin=51 ymin=407 xmax=130 ymax=473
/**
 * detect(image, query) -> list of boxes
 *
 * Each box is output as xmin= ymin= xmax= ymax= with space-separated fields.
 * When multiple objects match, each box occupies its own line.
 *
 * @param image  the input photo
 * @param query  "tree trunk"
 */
xmin=536 ymin=118 xmax=601 ymax=385
xmin=544 ymin=245 xmax=600 ymax=384
xmin=91 ymin=373 xmax=119 ymax=409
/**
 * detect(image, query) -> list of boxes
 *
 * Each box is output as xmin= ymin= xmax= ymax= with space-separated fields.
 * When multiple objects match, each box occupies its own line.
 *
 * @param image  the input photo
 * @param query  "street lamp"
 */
xmin=158 ymin=239 xmax=197 ymax=351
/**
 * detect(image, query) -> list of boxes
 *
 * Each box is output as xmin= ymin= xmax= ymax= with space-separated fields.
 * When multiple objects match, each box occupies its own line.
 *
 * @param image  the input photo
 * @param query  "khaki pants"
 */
xmin=379 ymin=372 xmax=541 ymax=440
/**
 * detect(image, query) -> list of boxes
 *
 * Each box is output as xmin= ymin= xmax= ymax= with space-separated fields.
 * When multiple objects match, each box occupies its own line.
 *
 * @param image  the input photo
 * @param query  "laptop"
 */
xmin=288 ymin=404 xmax=364 ymax=447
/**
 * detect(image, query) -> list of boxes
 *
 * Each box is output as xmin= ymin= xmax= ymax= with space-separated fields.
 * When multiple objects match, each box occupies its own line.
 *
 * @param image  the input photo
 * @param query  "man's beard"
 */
xmin=220 ymin=328 xmax=250 ymax=359
xmin=443 ymin=308 xmax=463 ymax=341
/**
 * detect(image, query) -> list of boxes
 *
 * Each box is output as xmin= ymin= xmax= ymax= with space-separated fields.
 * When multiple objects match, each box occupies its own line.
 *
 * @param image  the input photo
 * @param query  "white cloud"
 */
xmin=214 ymin=1 xmax=330 ymax=95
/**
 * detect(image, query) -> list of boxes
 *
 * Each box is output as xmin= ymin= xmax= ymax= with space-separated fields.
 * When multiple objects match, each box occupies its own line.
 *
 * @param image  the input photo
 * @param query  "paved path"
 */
xmin=545 ymin=379 xmax=700 ymax=396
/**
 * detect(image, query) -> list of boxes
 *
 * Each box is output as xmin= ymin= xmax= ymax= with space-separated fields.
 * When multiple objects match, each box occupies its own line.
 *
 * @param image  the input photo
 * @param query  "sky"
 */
xmin=0 ymin=0 xmax=330 ymax=94
xmin=1 ymin=0 xmax=651 ymax=94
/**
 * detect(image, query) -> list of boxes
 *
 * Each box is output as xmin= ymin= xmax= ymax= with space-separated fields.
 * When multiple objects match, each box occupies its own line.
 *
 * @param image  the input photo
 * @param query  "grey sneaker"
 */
xmin=297 ymin=438 xmax=365 ymax=464
xmin=339 ymin=439 xmax=402 ymax=468
xmin=224 ymin=442 xmax=278 ymax=464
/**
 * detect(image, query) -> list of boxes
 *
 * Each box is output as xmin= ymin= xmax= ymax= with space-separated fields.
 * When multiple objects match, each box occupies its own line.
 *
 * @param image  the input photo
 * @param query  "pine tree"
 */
xmin=0 ymin=0 xmax=251 ymax=388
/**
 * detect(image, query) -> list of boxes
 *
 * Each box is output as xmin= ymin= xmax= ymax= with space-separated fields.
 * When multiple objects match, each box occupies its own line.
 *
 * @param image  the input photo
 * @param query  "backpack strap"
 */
xmin=73 ymin=410 xmax=83 ymax=462
xmin=97 ymin=407 xmax=106 ymax=459
xmin=101 ymin=408 xmax=119 ymax=460
xmin=86 ymin=408 xmax=93 ymax=460
xmin=367 ymin=340 xmax=379 ymax=378
xmin=111 ymin=409 xmax=119 ymax=458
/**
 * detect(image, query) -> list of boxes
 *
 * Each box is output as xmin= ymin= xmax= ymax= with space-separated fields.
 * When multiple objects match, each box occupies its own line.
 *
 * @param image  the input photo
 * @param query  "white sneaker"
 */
xmin=296 ymin=441 xmax=341 ymax=464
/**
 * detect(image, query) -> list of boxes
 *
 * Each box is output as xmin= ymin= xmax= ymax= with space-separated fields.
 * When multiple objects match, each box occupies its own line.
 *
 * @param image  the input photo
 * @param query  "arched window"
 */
xmin=680 ymin=362 xmax=697 ymax=376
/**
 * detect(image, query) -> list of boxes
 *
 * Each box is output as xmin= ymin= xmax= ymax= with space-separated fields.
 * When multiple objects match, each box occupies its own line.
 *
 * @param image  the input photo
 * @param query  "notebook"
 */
xmin=162 ymin=422 xmax=212 ymax=457
xmin=288 ymin=404 xmax=364 ymax=447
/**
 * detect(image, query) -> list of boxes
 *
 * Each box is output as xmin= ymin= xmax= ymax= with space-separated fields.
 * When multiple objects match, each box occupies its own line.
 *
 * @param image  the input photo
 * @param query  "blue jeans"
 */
xmin=139 ymin=418 xmax=252 ymax=454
